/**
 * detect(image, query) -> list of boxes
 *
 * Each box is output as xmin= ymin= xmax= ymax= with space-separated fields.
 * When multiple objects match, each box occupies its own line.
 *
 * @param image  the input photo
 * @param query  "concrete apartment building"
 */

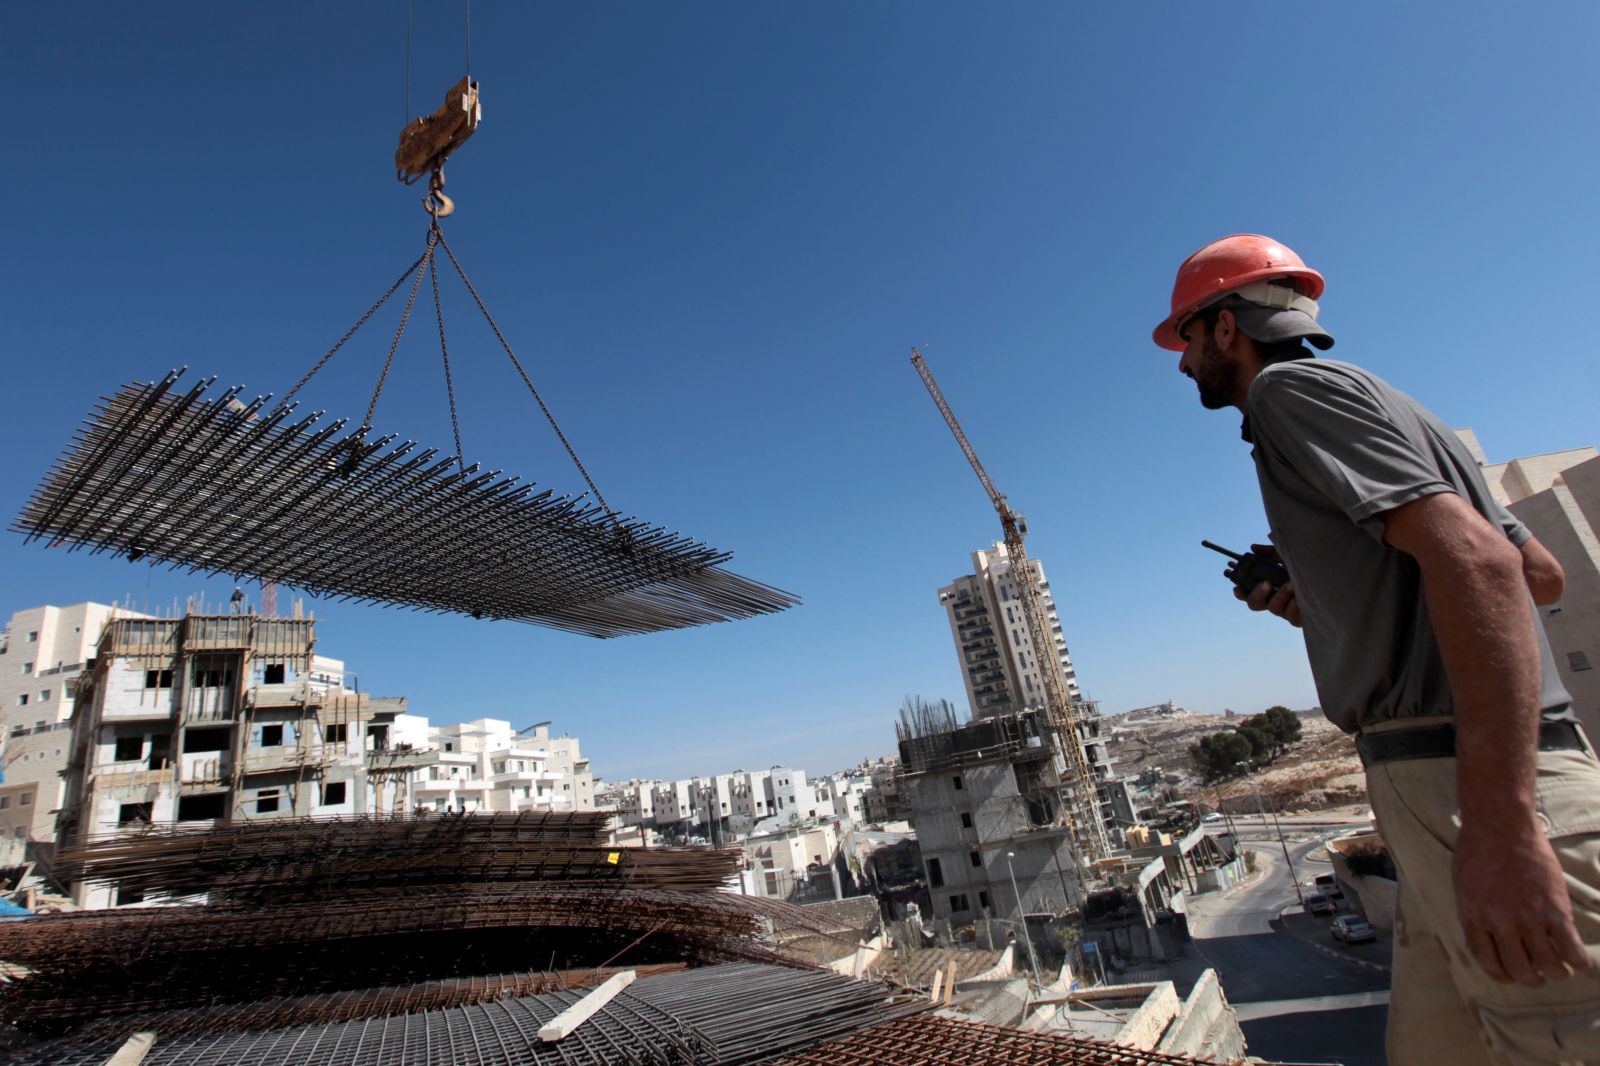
xmin=57 ymin=611 xmax=426 ymax=906
xmin=0 ymin=603 xmax=130 ymax=859
xmin=897 ymin=701 xmax=1087 ymax=927
xmin=1459 ymin=430 xmax=1600 ymax=738
xmin=413 ymin=719 xmax=595 ymax=814
xmin=936 ymin=543 xmax=1131 ymax=841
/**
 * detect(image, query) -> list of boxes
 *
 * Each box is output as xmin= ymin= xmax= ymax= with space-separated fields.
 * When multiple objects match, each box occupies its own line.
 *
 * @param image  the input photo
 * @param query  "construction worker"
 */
xmin=1154 ymin=234 xmax=1600 ymax=1064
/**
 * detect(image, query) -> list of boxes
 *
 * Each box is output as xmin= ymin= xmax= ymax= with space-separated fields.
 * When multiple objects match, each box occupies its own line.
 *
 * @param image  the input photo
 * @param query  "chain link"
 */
xmin=434 ymin=228 xmax=611 ymax=515
xmin=280 ymin=250 xmax=429 ymax=409
xmin=429 ymin=249 xmax=465 ymax=471
xmin=360 ymin=227 xmax=438 ymax=435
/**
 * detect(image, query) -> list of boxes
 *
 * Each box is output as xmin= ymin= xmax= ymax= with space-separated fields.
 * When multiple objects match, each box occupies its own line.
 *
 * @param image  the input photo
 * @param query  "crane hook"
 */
xmin=423 ymin=168 xmax=454 ymax=219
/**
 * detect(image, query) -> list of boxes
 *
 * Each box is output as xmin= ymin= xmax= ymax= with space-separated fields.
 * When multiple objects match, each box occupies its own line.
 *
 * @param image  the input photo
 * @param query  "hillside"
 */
xmin=1103 ymin=703 xmax=1366 ymax=814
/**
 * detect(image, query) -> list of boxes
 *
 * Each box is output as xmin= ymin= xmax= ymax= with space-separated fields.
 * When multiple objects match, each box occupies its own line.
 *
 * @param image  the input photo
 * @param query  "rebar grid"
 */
xmin=57 ymin=813 xmax=736 ymax=901
xmin=0 ymin=887 xmax=774 ymax=969
xmin=12 ymin=963 xmax=915 ymax=1066
xmin=63 ymin=965 xmax=688 ymax=1043
xmin=15 ymin=372 xmax=798 ymax=637
xmin=0 ymin=887 xmax=822 ymax=1028
xmin=766 ymin=1013 xmax=1231 ymax=1065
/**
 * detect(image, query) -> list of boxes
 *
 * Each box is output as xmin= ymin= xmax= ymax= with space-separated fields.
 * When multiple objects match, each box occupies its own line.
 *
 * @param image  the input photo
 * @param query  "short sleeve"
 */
xmin=1247 ymin=368 xmax=1454 ymax=541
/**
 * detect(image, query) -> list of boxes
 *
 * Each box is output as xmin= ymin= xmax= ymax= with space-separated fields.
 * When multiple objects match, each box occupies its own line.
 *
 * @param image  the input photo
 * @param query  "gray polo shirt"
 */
xmin=1243 ymin=358 xmax=1570 ymax=733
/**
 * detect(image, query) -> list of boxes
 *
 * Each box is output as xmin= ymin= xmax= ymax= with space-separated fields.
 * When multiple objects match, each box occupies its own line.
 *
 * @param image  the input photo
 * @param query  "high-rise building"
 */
xmin=1459 ymin=429 xmax=1600 ymax=739
xmin=936 ymin=544 xmax=1130 ymax=836
xmin=939 ymin=543 xmax=1080 ymax=718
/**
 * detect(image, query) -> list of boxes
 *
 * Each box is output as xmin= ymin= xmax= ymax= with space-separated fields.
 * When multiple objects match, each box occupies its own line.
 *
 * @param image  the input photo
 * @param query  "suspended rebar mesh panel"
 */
xmin=15 ymin=372 xmax=798 ymax=637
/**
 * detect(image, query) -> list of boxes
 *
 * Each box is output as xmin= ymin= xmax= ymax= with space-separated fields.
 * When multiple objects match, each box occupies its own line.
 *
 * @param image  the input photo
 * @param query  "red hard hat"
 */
xmin=1153 ymin=234 xmax=1326 ymax=351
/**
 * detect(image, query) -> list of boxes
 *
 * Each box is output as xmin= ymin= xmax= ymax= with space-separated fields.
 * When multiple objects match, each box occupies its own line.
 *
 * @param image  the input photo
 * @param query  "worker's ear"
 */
xmin=1214 ymin=309 xmax=1237 ymax=353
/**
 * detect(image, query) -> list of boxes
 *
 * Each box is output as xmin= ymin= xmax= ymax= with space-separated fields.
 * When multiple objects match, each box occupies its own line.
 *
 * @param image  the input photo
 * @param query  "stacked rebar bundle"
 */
xmin=767 ymin=1013 xmax=1223 ymax=1065
xmin=62 ymin=965 xmax=687 ymax=1043
xmin=0 ymin=886 xmax=790 ymax=1025
xmin=3 ymin=814 xmax=859 ymax=1034
xmin=14 ymin=372 xmax=798 ymax=636
xmin=13 ymin=964 xmax=917 ymax=1066
xmin=56 ymin=813 xmax=736 ymax=901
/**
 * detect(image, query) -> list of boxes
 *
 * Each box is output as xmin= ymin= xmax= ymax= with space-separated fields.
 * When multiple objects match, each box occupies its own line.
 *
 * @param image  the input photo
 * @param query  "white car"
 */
xmin=1201 ymin=812 xmax=1224 ymax=824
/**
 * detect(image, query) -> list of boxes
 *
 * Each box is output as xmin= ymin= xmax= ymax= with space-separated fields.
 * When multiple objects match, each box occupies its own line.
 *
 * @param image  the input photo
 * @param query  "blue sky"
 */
xmin=4 ymin=3 xmax=1596 ymax=782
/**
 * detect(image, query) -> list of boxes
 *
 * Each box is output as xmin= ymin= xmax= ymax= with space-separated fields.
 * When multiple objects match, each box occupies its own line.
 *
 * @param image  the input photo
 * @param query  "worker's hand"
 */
xmin=1454 ymin=819 xmax=1591 ymax=986
xmin=1233 ymin=545 xmax=1300 ymax=627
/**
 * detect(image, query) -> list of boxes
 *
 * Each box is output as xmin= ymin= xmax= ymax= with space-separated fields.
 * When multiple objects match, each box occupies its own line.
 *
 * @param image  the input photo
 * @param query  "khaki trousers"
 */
xmin=1368 ymin=741 xmax=1600 ymax=1065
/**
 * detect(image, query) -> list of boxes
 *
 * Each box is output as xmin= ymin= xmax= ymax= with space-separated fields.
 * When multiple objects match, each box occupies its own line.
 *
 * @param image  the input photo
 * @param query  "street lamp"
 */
xmin=1236 ymin=762 xmax=1303 ymax=903
xmin=1005 ymin=850 xmax=1045 ymax=987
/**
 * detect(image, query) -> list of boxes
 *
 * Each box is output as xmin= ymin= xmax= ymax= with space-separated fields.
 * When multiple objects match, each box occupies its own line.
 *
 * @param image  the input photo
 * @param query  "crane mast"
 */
xmin=910 ymin=349 xmax=1111 ymax=862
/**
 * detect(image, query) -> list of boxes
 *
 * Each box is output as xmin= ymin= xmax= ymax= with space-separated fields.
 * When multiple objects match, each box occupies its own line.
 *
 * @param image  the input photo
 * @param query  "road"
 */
xmin=1185 ymin=822 xmax=1390 ymax=1066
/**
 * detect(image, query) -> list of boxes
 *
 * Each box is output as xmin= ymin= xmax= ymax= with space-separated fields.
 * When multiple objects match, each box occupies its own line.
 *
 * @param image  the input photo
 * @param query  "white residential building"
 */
xmin=0 ymin=603 xmax=132 ymax=855
xmin=1460 ymin=429 xmax=1600 ymax=739
xmin=411 ymin=719 xmax=595 ymax=815
xmin=939 ymin=542 xmax=1082 ymax=718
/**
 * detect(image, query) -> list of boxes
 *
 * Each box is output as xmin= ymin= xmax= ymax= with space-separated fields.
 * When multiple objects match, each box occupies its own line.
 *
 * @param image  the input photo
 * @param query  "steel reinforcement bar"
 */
xmin=15 ymin=373 xmax=798 ymax=637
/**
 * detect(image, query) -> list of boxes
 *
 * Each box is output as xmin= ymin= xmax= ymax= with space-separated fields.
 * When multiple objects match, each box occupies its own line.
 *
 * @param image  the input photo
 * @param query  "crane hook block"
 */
xmin=396 ymin=76 xmax=482 ymax=186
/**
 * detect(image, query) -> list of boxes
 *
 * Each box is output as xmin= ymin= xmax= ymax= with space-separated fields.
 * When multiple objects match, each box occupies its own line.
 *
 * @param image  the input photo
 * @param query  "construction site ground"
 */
xmin=1104 ymin=707 xmax=1368 ymax=813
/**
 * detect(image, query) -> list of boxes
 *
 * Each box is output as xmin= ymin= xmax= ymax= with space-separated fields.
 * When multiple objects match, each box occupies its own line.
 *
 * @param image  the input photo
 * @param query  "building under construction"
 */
xmin=896 ymin=698 xmax=1090 ymax=927
xmin=937 ymin=542 xmax=1135 ymax=838
xmin=56 ymin=611 xmax=431 ymax=907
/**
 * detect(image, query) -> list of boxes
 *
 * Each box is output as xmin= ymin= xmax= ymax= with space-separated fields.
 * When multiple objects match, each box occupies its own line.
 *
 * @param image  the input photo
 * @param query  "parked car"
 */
xmin=1202 ymin=812 xmax=1224 ymax=824
xmin=1315 ymin=873 xmax=1344 ymax=899
xmin=1303 ymin=893 xmax=1337 ymax=916
xmin=1331 ymin=915 xmax=1376 ymax=943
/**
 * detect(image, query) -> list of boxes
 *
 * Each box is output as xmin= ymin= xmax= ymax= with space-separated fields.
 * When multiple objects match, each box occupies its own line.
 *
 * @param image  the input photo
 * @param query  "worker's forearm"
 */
xmin=1420 ymin=547 xmax=1544 ymax=829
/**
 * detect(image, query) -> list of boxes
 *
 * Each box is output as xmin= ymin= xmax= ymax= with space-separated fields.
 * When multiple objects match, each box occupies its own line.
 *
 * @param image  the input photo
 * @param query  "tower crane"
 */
xmin=910 ymin=348 xmax=1111 ymax=863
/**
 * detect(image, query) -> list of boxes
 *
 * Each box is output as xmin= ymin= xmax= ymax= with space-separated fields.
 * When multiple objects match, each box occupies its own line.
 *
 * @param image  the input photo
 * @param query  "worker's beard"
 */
xmin=1187 ymin=335 xmax=1242 ymax=410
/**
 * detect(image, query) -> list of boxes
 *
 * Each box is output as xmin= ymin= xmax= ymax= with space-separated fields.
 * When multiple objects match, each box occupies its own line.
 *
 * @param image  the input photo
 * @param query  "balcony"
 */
xmin=178 ymin=755 xmax=228 ymax=790
xmin=491 ymin=769 xmax=556 ymax=785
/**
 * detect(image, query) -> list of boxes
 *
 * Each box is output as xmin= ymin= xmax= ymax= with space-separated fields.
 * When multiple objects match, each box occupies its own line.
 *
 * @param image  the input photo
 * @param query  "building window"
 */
xmin=927 ymin=857 xmax=944 ymax=888
xmin=16 ymin=694 xmax=26 ymax=707
xmin=322 ymin=781 xmax=346 ymax=805
xmin=444 ymin=742 xmax=453 ymax=752
xmin=262 ymin=663 xmax=286 ymax=684
xmin=145 ymin=669 xmax=174 ymax=689
xmin=979 ymin=890 xmax=991 ymax=909
xmin=118 ymin=802 xmax=153 ymax=826
xmin=970 ymin=850 xmax=982 ymax=867
xmin=177 ymin=793 xmax=226 ymax=821
xmin=1571 ymin=651 xmax=1593 ymax=672
xmin=0 ymin=797 xmax=8 ymax=810
xmin=952 ymin=776 xmax=963 ymax=791
xmin=324 ymin=724 xmax=348 ymax=743
xmin=114 ymin=736 xmax=143 ymax=761
xmin=26 ymin=632 xmax=37 ymax=643
xmin=949 ymin=893 xmax=970 ymax=913
xmin=183 ymin=728 xmax=230 ymax=753
xmin=256 ymin=790 xmax=281 ymax=814
xmin=19 ymin=794 xmax=29 ymax=807
xmin=114 ymin=886 xmax=146 ymax=907
xmin=194 ymin=666 xmax=232 ymax=687
xmin=21 ymin=663 xmax=32 ymax=675
xmin=260 ymin=724 xmax=284 ymax=746
xmin=961 ymin=812 xmax=973 ymax=829
xmin=38 ymin=690 xmax=50 ymax=702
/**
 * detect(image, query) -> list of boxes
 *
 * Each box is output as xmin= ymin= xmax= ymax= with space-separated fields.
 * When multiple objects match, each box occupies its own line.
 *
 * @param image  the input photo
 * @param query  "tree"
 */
xmin=1189 ymin=731 xmax=1253 ymax=782
xmin=1237 ymin=724 xmax=1271 ymax=762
